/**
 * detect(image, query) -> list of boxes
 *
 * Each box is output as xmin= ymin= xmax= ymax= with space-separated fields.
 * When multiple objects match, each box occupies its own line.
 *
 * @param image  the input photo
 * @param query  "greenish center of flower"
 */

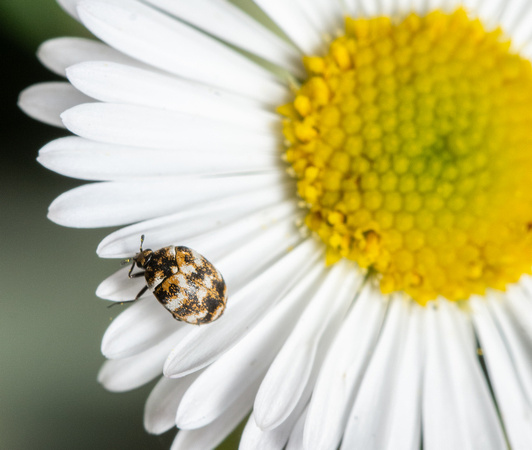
xmin=280 ymin=9 xmax=532 ymax=304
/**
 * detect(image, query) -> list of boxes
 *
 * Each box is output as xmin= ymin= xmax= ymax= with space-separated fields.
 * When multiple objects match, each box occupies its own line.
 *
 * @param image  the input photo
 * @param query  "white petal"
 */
xmin=170 ymin=380 xmax=258 ymax=450
xmin=303 ymin=284 xmax=388 ymax=450
xmin=143 ymin=0 xmax=303 ymax=76
xmin=422 ymin=300 xmax=506 ymax=450
xmin=487 ymin=292 xmax=532 ymax=405
xmin=499 ymin=0 xmax=532 ymax=50
xmin=342 ymin=0 xmax=361 ymax=16
xmin=38 ymin=37 xmax=146 ymax=77
xmin=48 ymin=173 xmax=286 ymax=228
xmin=426 ymin=0 xmax=460 ymax=13
xmin=96 ymin=187 xmax=294 ymax=259
xmin=315 ymin=0 xmax=345 ymax=31
xmin=202 ymin=213 xmax=304 ymax=295
xmin=252 ymin=0 xmax=326 ymax=54
xmin=98 ymin=331 xmax=178 ymax=391
xmin=77 ymin=0 xmax=287 ymax=103
xmin=65 ymin=62 xmax=278 ymax=133
xmin=468 ymin=0 xmax=506 ymax=30
xmin=379 ymin=0 xmax=400 ymax=15
xmin=294 ymin=0 xmax=344 ymax=36
xmin=240 ymin=404 xmax=304 ymax=450
xmin=253 ymin=261 xmax=363 ymax=431
xmin=242 ymin=360 xmax=318 ymax=449
xmin=101 ymin=297 xmax=181 ymax=359
xmin=144 ymin=373 xmax=201 ymax=435
xmin=356 ymin=0 xmax=381 ymax=16
xmin=506 ymin=282 xmax=532 ymax=342
xmin=285 ymin=406 xmax=308 ymax=450
xmin=407 ymin=0 xmax=429 ymax=15
xmin=163 ymin=238 xmax=322 ymax=377
xmin=96 ymin=266 xmax=146 ymax=301
xmin=341 ymin=299 xmax=424 ymax=450
xmin=38 ymin=136 xmax=282 ymax=181
xmin=471 ymin=296 xmax=532 ymax=450
xmin=57 ymin=0 xmax=80 ymax=19
xmin=175 ymin=263 xmax=326 ymax=430
xmin=61 ymin=103 xmax=279 ymax=152
xmin=18 ymin=82 xmax=93 ymax=128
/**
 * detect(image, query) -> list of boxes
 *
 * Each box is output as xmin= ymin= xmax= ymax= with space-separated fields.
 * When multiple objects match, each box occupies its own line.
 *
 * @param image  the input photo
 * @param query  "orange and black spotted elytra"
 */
xmin=125 ymin=235 xmax=227 ymax=325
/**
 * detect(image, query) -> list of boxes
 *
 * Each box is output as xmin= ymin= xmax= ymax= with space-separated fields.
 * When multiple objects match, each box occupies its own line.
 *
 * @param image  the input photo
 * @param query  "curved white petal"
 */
xmin=175 ymin=263 xmax=326 ymax=430
xmin=303 ymin=284 xmax=388 ymax=450
xmin=143 ymin=0 xmax=303 ymax=76
xmin=285 ymin=405 xmax=308 ymax=450
xmin=467 ymin=0 xmax=507 ymax=30
xmin=65 ymin=62 xmax=278 ymax=133
xmin=144 ymin=373 xmax=201 ymax=435
xmin=207 ymin=223 xmax=303 ymax=297
xmin=61 ymin=103 xmax=279 ymax=151
xmin=428 ymin=0 xmax=462 ymax=13
xmin=241 ymin=398 xmax=307 ymax=450
xmin=342 ymin=0 xmax=363 ymax=16
xmin=500 ymin=0 xmax=532 ymax=50
xmin=163 ymin=239 xmax=322 ymax=377
xmin=242 ymin=357 xmax=318 ymax=449
xmin=253 ymin=261 xmax=363 ymax=431
xmin=18 ymin=82 xmax=93 ymax=128
xmin=77 ymin=0 xmax=287 ymax=103
xmin=38 ymin=37 xmax=147 ymax=77
xmin=98 ymin=331 xmax=178 ymax=391
xmin=101 ymin=297 xmax=181 ymax=359
xmin=294 ymin=0 xmax=344 ymax=36
xmin=57 ymin=0 xmax=81 ymax=20
xmin=506 ymin=283 xmax=532 ymax=343
xmin=487 ymin=293 xmax=532 ymax=405
xmin=170 ymin=379 xmax=258 ymax=450
xmin=48 ymin=173 xmax=286 ymax=228
xmin=252 ymin=0 xmax=326 ymax=54
xmin=96 ymin=187 xmax=294 ymax=259
xmin=242 ymin=332 xmax=324 ymax=450
xmin=96 ymin=266 xmax=146 ymax=302
xmin=356 ymin=0 xmax=381 ymax=16
xmin=38 ymin=136 xmax=281 ymax=181
xmin=471 ymin=296 xmax=532 ymax=450
xmin=341 ymin=299 xmax=424 ymax=450
xmin=422 ymin=300 xmax=506 ymax=450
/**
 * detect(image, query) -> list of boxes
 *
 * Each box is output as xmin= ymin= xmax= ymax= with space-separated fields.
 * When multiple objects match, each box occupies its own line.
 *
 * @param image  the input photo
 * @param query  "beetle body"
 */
xmin=133 ymin=245 xmax=227 ymax=325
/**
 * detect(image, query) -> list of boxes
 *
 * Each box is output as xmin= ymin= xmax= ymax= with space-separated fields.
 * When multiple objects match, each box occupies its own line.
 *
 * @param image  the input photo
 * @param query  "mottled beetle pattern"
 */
xmin=127 ymin=236 xmax=227 ymax=325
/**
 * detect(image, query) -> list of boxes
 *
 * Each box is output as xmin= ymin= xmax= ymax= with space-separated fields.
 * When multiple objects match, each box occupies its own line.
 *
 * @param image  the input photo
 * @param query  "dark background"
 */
xmin=0 ymin=1 xmax=241 ymax=448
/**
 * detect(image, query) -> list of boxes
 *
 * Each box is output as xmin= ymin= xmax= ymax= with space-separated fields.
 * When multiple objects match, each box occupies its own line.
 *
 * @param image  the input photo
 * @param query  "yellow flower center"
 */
xmin=280 ymin=8 xmax=532 ymax=305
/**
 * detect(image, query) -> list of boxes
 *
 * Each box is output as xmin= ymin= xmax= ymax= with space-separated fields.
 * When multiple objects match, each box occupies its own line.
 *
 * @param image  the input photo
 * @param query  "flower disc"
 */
xmin=281 ymin=9 xmax=532 ymax=304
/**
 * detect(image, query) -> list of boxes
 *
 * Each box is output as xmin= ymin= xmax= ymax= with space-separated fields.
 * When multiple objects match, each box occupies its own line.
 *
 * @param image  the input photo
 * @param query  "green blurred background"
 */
xmin=0 ymin=1 xmax=244 ymax=448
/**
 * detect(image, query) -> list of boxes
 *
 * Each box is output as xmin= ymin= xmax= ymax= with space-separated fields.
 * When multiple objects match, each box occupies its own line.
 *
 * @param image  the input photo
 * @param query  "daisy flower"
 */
xmin=19 ymin=0 xmax=532 ymax=448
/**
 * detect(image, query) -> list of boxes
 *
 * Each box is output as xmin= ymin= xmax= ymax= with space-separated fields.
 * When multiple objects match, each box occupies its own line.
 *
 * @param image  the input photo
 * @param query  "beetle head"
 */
xmin=134 ymin=249 xmax=153 ymax=269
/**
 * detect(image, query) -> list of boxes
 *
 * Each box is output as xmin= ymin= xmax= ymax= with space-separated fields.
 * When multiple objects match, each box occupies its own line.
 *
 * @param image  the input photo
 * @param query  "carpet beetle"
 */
xmin=126 ymin=235 xmax=227 ymax=325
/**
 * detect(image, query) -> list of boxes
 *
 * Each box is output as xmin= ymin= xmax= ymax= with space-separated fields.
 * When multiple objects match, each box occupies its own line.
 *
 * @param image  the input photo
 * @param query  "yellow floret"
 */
xmin=281 ymin=8 xmax=532 ymax=304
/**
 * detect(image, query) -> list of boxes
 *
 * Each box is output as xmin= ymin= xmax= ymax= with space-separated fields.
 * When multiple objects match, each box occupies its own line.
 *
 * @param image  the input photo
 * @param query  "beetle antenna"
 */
xmin=124 ymin=235 xmax=146 ymax=277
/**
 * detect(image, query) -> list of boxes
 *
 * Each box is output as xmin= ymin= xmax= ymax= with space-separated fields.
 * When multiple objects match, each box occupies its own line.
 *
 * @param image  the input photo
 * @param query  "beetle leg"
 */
xmin=106 ymin=285 xmax=148 ymax=309
xmin=128 ymin=258 xmax=143 ymax=278
xmin=129 ymin=272 xmax=145 ymax=279
xmin=133 ymin=285 xmax=148 ymax=300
